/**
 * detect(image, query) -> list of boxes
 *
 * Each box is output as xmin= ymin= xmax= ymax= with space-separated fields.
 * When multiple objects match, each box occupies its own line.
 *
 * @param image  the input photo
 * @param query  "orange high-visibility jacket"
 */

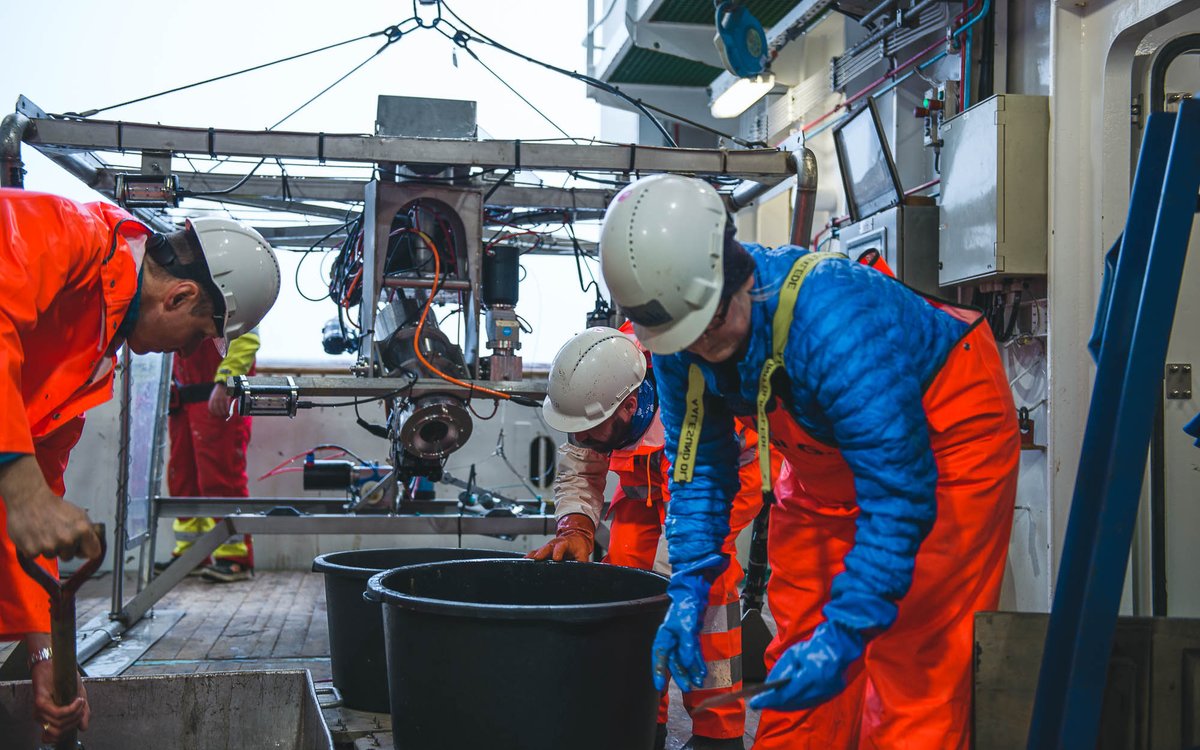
xmin=0 ymin=189 xmax=148 ymax=637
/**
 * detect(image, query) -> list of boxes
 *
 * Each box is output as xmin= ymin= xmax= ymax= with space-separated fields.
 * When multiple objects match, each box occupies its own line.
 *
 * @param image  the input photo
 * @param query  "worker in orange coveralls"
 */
xmin=0 ymin=189 xmax=279 ymax=742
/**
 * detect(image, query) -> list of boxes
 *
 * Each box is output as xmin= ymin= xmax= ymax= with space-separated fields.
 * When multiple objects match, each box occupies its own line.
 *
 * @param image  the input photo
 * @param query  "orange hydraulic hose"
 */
xmin=408 ymin=229 xmax=518 ymax=402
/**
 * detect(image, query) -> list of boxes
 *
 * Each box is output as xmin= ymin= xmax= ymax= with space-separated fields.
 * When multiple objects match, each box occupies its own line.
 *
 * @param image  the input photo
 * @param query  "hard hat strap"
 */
xmin=145 ymin=225 xmax=228 ymax=335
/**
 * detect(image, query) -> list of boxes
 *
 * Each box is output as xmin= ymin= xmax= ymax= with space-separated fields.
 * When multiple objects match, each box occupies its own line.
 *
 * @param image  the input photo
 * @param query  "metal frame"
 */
xmin=1027 ymin=98 xmax=1200 ymax=749
xmin=0 ymin=98 xmax=814 ymax=672
xmin=1145 ymin=33 xmax=1200 ymax=618
xmin=110 ymin=349 xmax=172 ymax=618
xmin=3 ymin=96 xmax=797 ymax=257
xmin=362 ymin=181 xmax=483 ymax=370
xmin=89 ymin=365 xmax=555 ymax=660
xmin=17 ymin=111 xmax=795 ymax=181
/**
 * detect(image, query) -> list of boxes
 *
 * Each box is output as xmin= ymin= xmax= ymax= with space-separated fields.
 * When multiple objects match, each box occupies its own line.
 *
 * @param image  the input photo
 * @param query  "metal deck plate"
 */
xmin=81 ymin=609 xmax=184 ymax=678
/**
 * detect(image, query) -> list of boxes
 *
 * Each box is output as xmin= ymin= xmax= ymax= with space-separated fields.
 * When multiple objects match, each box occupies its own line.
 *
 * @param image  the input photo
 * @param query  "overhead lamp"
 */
xmin=709 ymin=74 xmax=776 ymax=119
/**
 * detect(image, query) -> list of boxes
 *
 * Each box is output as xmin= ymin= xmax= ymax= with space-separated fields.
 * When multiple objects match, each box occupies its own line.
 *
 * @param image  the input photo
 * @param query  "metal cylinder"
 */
xmin=303 ymin=461 xmax=355 ymax=491
xmin=482 ymin=245 xmax=520 ymax=307
xmin=790 ymin=147 xmax=819 ymax=247
xmin=398 ymin=395 xmax=473 ymax=460
xmin=0 ymin=112 xmax=31 ymax=188
xmin=382 ymin=277 xmax=472 ymax=291
xmin=729 ymin=178 xmax=773 ymax=212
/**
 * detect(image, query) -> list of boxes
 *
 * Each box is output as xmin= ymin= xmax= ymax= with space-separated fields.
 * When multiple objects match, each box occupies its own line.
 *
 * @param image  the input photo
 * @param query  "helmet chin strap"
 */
xmin=145 ymin=227 xmax=228 ymax=337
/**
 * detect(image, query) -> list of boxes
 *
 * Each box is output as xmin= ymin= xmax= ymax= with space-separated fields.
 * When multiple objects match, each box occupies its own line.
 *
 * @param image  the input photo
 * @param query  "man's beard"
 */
xmin=575 ymin=414 xmax=635 ymax=453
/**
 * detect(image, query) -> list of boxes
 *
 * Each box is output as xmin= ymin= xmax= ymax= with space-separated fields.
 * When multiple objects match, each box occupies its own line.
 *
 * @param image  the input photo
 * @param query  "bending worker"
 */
xmin=165 ymin=331 xmax=261 ymax=583
xmin=598 ymin=174 xmax=1019 ymax=749
xmin=529 ymin=324 xmax=779 ymax=750
xmin=0 ymin=189 xmax=280 ymax=743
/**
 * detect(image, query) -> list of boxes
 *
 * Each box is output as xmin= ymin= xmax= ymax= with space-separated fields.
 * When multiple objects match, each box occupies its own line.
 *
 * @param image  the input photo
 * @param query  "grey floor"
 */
xmin=1 ymin=571 xmax=764 ymax=749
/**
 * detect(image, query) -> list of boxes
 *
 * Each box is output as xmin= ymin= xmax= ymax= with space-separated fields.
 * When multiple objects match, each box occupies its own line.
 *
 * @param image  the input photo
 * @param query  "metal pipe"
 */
xmin=858 ymin=0 xmax=896 ymax=29
xmin=116 ymin=512 xmax=560 ymax=628
xmin=382 ymin=277 xmax=473 ymax=291
xmin=728 ymin=179 xmax=774 ymax=212
xmin=110 ymin=348 xmax=132 ymax=618
xmin=137 ymin=352 xmax=173 ymax=595
xmin=727 ymin=145 xmax=815 ymax=246
xmin=154 ymin=496 xmax=355 ymax=517
xmin=806 ymin=0 xmax=982 ymax=138
xmin=841 ymin=0 xmax=942 ymax=64
xmin=0 ymin=111 xmax=31 ymax=187
xmin=789 ymin=147 xmax=818 ymax=247
xmin=904 ymin=178 xmax=940 ymax=195
xmin=962 ymin=2 xmax=973 ymax=109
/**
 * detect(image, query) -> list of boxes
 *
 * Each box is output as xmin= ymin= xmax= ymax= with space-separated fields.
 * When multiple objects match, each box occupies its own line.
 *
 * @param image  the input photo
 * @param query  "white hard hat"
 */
xmin=542 ymin=327 xmax=647 ymax=434
xmin=599 ymin=173 xmax=726 ymax=355
xmin=189 ymin=217 xmax=281 ymax=355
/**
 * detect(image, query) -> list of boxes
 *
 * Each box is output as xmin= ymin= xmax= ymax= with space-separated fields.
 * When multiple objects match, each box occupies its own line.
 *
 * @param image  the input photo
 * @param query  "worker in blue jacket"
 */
xmin=598 ymin=173 xmax=1020 ymax=749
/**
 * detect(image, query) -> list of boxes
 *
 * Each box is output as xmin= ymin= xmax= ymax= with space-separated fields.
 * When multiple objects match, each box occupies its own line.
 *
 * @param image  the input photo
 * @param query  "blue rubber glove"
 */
xmin=749 ymin=619 xmax=865 ymax=711
xmin=1185 ymin=412 xmax=1200 ymax=448
xmin=651 ymin=553 xmax=723 ymax=692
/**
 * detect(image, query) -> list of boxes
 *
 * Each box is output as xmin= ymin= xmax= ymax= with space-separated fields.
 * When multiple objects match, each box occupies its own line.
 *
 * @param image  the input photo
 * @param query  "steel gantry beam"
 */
xmin=21 ymin=115 xmax=796 ymax=183
xmin=76 ymin=167 xmax=623 ymax=211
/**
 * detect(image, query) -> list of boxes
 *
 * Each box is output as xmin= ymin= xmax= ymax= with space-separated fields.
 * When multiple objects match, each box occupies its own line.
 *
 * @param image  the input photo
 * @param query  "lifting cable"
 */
xmin=270 ymin=31 xmax=403 ymax=130
xmin=56 ymin=0 xmax=763 ymax=160
xmin=60 ymin=29 xmax=389 ymax=119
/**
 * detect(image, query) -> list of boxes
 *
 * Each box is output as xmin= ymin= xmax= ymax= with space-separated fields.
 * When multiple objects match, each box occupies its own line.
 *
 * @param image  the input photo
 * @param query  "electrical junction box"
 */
xmin=921 ymin=82 xmax=958 ymax=148
xmin=838 ymin=202 xmax=940 ymax=297
xmin=938 ymin=94 xmax=1049 ymax=286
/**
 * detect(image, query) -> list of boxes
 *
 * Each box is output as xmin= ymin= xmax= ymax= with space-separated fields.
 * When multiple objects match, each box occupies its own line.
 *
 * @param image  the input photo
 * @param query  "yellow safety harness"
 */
xmin=675 ymin=252 xmax=843 ymax=493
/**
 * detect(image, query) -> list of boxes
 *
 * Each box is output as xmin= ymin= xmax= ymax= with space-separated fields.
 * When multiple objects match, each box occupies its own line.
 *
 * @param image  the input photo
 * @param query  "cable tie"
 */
xmin=207 ymin=127 xmax=216 ymax=158
xmin=318 ymin=132 xmax=326 ymax=164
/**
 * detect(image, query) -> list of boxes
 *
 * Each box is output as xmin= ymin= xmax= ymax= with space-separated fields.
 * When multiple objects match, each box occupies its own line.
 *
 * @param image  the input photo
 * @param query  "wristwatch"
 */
xmin=27 ymin=646 xmax=53 ymax=669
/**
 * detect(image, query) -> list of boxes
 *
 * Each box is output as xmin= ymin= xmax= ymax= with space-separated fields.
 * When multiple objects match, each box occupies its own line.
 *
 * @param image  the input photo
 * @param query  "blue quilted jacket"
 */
xmin=654 ymin=244 xmax=971 ymax=636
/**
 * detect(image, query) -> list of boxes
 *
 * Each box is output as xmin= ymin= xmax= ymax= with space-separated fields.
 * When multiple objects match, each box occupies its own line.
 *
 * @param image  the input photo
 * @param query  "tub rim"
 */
xmin=365 ymin=558 xmax=670 ymax=622
xmin=312 ymin=546 xmax=521 ymax=581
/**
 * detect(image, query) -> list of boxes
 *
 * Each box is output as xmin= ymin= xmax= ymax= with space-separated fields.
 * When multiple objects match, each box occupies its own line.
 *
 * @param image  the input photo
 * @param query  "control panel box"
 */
xmin=840 ymin=202 xmax=940 ymax=296
xmin=938 ymin=94 xmax=1049 ymax=286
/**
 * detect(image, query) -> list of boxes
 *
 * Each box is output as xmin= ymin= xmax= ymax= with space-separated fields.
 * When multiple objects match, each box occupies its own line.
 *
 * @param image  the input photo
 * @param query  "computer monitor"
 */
xmin=832 ymin=98 xmax=904 ymax=222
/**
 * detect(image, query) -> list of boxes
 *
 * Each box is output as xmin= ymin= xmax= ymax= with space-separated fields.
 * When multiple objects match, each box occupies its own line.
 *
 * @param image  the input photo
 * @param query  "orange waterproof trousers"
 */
xmin=753 ymin=321 xmax=1019 ymax=749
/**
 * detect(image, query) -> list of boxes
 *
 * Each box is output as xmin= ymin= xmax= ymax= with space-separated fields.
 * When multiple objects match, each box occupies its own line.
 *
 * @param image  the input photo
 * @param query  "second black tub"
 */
xmin=312 ymin=547 xmax=521 ymax=712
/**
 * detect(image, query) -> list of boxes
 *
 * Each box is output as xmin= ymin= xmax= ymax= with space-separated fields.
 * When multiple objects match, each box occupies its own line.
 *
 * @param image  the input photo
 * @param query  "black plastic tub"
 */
xmin=366 ymin=559 xmax=669 ymax=750
xmin=312 ymin=547 xmax=521 ymax=712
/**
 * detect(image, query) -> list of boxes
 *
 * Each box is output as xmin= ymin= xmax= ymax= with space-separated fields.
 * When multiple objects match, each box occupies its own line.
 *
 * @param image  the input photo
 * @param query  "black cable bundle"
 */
xmin=327 ymin=215 xmax=365 ymax=309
